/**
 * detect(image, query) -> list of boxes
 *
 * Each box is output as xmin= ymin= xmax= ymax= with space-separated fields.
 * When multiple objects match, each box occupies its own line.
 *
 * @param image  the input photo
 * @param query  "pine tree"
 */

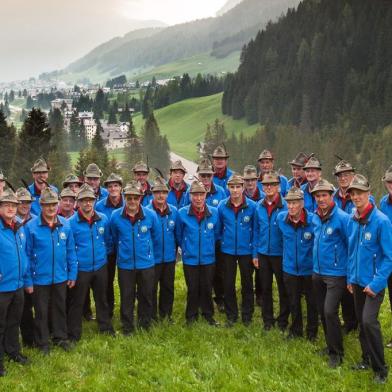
xmin=69 ymin=112 xmax=81 ymax=151
xmin=0 ymin=109 xmax=16 ymax=178
xmin=142 ymin=112 xmax=170 ymax=175
xmin=91 ymin=120 xmax=109 ymax=176
xmin=108 ymin=105 xmax=117 ymax=124
xmin=14 ymin=108 xmax=52 ymax=181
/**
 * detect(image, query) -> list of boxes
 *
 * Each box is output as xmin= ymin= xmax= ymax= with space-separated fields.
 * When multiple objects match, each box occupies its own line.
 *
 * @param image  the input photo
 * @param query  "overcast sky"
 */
xmin=1 ymin=0 xmax=228 ymax=82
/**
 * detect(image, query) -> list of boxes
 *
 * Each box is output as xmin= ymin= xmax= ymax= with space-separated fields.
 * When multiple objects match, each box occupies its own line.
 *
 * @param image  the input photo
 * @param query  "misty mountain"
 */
xmin=216 ymin=0 xmax=243 ymax=16
xmin=64 ymin=0 xmax=300 ymax=79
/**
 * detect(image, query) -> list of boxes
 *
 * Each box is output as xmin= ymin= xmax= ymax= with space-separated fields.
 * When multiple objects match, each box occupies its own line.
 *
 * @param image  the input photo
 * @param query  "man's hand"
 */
xmin=347 ymin=284 xmax=353 ymax=294
xmin=252 ymin=258 xmax=259 ymax=269
xmin=363 ymin=286 xmax=376 ymax=298
xmin=25 ymin=287 xmax=33 ymax=294
xmin=67 ymin=280 xmax=76 ymax=289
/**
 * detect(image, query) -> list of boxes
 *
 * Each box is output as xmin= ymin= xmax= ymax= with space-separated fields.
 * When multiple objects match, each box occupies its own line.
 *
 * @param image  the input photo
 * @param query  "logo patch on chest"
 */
xmin=207 ymin=222 xmax=214 ymax=230
xmin=140 ymin=225 xmax=148 ymax=233
xmin=59 ymin=232 xmax=67 ymax=240
xmin=326 ymin=227 xmax=333 ymax=235
xmin=98 ymin=227 xmax=105 ymax=235
xmin=169 ymin=220 xmax=175 ymax=227
xmin=243 ymin=216 xmax=250 ymax=223
xmin=212 ymin=199 xmax=219 ymax=206
xmin=364 ymin=232 xmax=372 ymax=241
xmin=304 ymin=232 xmax=312 ymax=240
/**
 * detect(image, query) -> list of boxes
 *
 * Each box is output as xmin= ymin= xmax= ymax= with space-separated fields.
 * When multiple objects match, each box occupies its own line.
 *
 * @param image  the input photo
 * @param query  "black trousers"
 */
xmin=107 ymin=252 xmax=117 ymax=317
xmin=33 ymin=282 xmax=68 ymax=348
xmin=222 ymin=253 xmax=254 ymax=322
xmin=183 ymin=263 xmax=215 ymax=321
xmin=254 ymin=267 xmax=262 ymax=302
xmin=20 ymin=291 xmax=35 ymax=346
xmin=258 ymin=254 xmax=290 ymax=329
xmin=152 ymin=262 xmax=176 ymax=320
xmin=0 ymin=288 xmax=24 ymax=361
xmin=388 ymin=274 xmax=392 ymax=313
xmin=353 ymin=285 xmax=387 ymax=376
xmin=283 ymin=273 xmax=318 ymax=338
xmin=313 ymin=274 xmax=346 ymax=356
xmin=213 ymin=244 xmax=224 ymax=306
xmin=68 ymin=265 xmax=113 ymax=341
xmin=341 ymin=288 xmax=357 ymax=330
xmin=118 ymin=267 xmax=155 ymax=332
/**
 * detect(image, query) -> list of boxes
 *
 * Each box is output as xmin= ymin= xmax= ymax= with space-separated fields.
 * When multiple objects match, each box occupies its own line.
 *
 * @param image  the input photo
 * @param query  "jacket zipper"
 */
xmin=132 ymin=226 xmax=136 ymax=269
xmin=51 ymin=230 xmax=55 ymax=284
xmin=14 ymin=233 xmax=21 ymax=287
xmin=198 ymin=222 xmax=202 ymax=265
xmin=355 ymin=223 xmax=361 ymax=283
xmin=295 ymin=228 xmax=299 ymax=274
xmin=162 ymin=219 xmax=165 ymax=264
xmin=235 ymin=212 xmax=238 ymax=255
xmin=316 ymin=223 xmax=323 ymax=274
xmin=90 ymin=224 xmax=95 ymax=271
xmin=373 ymin=254 xmax=376 ymax=277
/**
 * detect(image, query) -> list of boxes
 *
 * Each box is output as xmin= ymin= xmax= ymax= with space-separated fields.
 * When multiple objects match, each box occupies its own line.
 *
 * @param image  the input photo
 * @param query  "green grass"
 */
xmin=59 ymin=52 xmax=240 ymax=85
xmin=2 ymin=266 xmax=392 ymax=391
xmin=131 ymin=52 xmax=240 ymax=82
xmin=133 ymin=93 xmax=260 ymax=160
xmin=68 ymin=150 xmax=127 ymax=169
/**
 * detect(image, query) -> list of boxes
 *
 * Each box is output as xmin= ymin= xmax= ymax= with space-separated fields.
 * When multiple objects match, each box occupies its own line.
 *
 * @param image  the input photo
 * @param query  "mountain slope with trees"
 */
xmin=61 ymin=0 xmax=300 ymax=80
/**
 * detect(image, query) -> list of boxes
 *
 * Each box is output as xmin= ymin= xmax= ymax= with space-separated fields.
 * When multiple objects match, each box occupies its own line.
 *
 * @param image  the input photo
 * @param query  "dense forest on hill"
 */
xmin=220 ymin=0 xmax=392 ymax=198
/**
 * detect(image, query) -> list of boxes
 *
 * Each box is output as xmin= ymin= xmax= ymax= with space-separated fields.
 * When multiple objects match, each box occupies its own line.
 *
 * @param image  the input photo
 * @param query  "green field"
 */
xmin=133 ymin=93 xmax=260 ymax=161
xmin=59 ymin=52 xmax=240 ymax=85
xmin=2 ymin=267 xmax=391 ymax=391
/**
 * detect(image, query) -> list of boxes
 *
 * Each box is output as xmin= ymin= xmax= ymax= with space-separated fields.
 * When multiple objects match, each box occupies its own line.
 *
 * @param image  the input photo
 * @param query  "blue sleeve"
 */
xmin=21 ymin=227 xmax=33 ymax=287
xmin=66 ymin=229 xmax=78 ymax=281
xmin=369 ymin=219 xmax=392 ymax=293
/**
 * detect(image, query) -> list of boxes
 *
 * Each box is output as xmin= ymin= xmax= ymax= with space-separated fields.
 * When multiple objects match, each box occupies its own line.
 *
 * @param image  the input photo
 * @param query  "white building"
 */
xmin=84 ymin=119 xmax=97 ymax=141
xmin=51 ymin=98 xmax=73 ymax=111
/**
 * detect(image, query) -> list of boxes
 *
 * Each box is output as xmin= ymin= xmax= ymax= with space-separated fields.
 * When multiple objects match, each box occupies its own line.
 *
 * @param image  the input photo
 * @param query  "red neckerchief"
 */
xmin=41 ymin=215 xmax=58 ymax=230
xmin=288 ymin=209 xmax=306 ymax=229
xmin=245 ymin=187 xmax=260 ymax=201
xmin=192 ymin=205 xmax=205 ymax=223
xmin=78 ymin=209 xmax=94 ymax=226
xmin=316 ymin=201 xmax=336 ymax=222
xmin=229 ymin=196 xmax=245 ymax=215
xmin=152 ymin=200 xmax=170 ymax=217
xmin=58 ymin=208 xmax=74 ymax=218
xmin=337 ymin=189 xmax=351 ymax=210
xmin=388 ymin=195 xmax=392 ymax=205
xmin=169 ymin=178 xmax=186 ymax=201
xmin=34 ymin=183 xmax=43 ymax=196
xmin=1 ymin=217 xmax=16 ymax=231
xmin=126 ymin=207 xmax=142 ymax=225
xmin=214 ymin=167 xmax=227 ymax=179
xmin=294 ymin=177 xmax=307 ymax=188
xmin=354 ymin=203 xmax=374 ymax=223
xmin=263 ymin=193 xmax=280 ymax=217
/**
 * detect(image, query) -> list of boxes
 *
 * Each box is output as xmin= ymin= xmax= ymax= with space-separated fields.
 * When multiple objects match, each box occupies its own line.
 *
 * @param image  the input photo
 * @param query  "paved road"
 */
xmin=170 ymin=152 xmax=198 ymax=183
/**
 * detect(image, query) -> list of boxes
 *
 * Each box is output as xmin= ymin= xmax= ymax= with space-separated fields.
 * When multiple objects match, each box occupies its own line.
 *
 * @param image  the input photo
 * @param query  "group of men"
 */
xmin=0 ymin=146 xmax=392 ymax=385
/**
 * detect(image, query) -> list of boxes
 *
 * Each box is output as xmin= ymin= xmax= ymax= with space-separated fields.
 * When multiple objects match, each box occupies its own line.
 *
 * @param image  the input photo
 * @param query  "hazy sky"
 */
xmin=1 ymin=0 xmax=228 ymax=82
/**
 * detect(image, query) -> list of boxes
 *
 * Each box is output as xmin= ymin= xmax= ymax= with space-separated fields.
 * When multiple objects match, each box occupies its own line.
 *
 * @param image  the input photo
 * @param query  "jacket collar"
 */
xmin=106 ymin=195 xmax=124 ymax=209
xmin=188 ymin=204 xmax=212 ymax=218
xmin=226 ymin=196 xmax=248 ymax=210
xmin=122 ymin=205 xmax=145 ymax=221
xmin=39 ymin=214 xmax=63 ymax=228
xmin=77 ymin=210 xmax=101 ymax=224
xmin=262 ymin=193 xmax=283 ymax=210
xmin=0 ymin=217 xmax=22 ymax=232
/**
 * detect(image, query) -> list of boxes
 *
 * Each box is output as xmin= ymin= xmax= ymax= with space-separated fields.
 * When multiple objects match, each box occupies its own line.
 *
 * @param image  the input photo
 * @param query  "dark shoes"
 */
xmin=55 ymin=340 xmax=72 ymax=352
xmin=0 ymin=362 xmax=5 ymax=377
xmin=205 ymin=317 xmax=219 ymax=327
xmin=38 ymin=346 xmax=50 ymax=356
xmin=8 ymin=353 xmax=29 ymax=365
xmin=374 ymin=373 xmax=388 ymax=384
xmin=351 ymin=360 xmax=370 ymax=371
xmin=263 ymin=324 xmax=273 ymax=331
xmin=328 ymin=355 xmax=343 ymax=369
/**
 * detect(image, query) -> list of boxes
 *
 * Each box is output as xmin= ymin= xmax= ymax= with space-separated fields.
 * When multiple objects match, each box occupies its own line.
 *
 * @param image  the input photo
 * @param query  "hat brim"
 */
xmin=288 ymin=161 xmax=304 ymax=167
xmin=39 ymin=200 xmax=59 ymax=205
xmin=0 ymin=199 xmax=20 ymax=204
xmin=334 ymin=168 xmax=355 ymax=176
xmin=212 ymin=155 xmax=229 ymax=159
xmin=347 ymin=185 xmax=370 ymax=193
xmin=104 ymin=180 xmax=123 ymax=186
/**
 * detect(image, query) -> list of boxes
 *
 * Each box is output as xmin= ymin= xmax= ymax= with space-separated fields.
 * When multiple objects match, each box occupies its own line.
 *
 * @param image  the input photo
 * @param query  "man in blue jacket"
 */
xmin=176 ymin=180 xmax=221 ymax=326
xmin=25 ymin=188 xmax=77 ymax=354
xmin=257 ymin=149 xmax=289 ymax=197
xmin=301 ymin=156 xmax=323 ymax=212
xmin=380 ymin=165 xmax=392 ymax=348
xmin=0 ymin=189 xmax=33 ymax=376
xmin=96 ymin=172 xmax=124 ymax=318
xmin=132 ymin=161 xmax=153 ymax=207
xmin=212 ymin=145 xmax=233 ymax=193
xmin=311 ymin=179 xmax=350 ymax=368
xmin=28 ymin=158 xmax=58 ymax=216
xmin=253 ymin=171 xmax=289 ymax=331
xmin=147 ymin=177 xmax=178 ymax=321
xmin=110 ymin=181 xmax=159 ymax=333
xmin=58 ymin=188 xmax=76 ymax=219
xmin=167 ymin=160 xmax=189 ymax=209
xmin=68 ymin=184 xmax=114 ymax=342
xmin=346 ymin=175 xmax=392 ymax=384
xmin=83 ymin=163 xmax=108 ymax=202
xmin=218 ymin=175 xmax=257 ymax=326
xmin=15 ymin=188 xmax=36 ymax=349
xmin=277 ymin=187 xmax=318 ymax=341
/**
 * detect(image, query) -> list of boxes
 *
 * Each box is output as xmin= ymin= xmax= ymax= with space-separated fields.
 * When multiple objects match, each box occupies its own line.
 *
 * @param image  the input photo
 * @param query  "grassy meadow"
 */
xmin=2 ymin=266 xmax=392 ymax=391
xmin=133 ymin=93 xmax=260 ymax=160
